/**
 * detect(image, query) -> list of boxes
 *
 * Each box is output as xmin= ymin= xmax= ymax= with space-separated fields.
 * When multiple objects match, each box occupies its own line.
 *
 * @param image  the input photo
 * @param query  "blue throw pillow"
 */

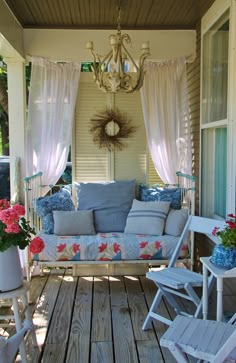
xmin=139 ymin=185 xmax=182 ymax=209
xmin=35 ymin=189 xmax=75 ymax=234
xmin=139 ymin=184 xmax=161 ymax=201
xmin=76 ymin=180 xmax=135 ymax=232
xmin=159 ymin=188 xmax=182 ymax=209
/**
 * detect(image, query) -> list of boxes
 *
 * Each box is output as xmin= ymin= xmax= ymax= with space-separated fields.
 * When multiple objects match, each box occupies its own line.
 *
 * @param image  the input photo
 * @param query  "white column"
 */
xmin=4 ymin=58 xmax=26 ymax=203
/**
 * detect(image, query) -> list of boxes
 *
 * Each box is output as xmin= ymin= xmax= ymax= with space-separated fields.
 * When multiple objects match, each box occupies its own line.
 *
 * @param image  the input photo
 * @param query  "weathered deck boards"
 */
xmin=0 ymin=269 xmax=236 ymax=363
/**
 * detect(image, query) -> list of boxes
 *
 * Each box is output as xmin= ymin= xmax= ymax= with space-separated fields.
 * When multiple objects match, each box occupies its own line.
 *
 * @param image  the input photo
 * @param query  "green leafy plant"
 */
xmin=0 ymin=199 xmax=44 ymax=252
xmin=212 ymin=214 xmax=236 ymax=248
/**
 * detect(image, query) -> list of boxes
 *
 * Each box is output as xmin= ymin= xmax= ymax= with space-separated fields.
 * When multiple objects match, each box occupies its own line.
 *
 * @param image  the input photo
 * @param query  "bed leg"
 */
xmin=40 ymin=264 xmax=44 ymax=276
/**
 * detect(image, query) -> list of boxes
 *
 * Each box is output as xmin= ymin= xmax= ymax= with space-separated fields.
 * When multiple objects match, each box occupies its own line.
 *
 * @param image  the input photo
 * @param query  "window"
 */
xmin=201 ymin=7 xmax=230 ymax=218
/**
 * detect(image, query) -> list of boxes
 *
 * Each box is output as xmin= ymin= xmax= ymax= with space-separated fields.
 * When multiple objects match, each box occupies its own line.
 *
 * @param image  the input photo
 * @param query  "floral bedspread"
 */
xmin=31 ymin=232 xmax=188 ymax=262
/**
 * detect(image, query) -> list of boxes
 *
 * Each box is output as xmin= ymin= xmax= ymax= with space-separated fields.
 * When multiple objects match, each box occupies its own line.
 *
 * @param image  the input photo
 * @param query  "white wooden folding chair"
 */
xmin=160 ymin=313 xmax=236 ymax=362
xmin=142 ymin=215 xmax=226 ymax=328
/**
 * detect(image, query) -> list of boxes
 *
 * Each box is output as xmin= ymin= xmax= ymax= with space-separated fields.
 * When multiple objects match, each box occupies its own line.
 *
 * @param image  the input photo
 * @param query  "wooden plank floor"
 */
xmin=1 ymin=268 xmax=236 ymax=363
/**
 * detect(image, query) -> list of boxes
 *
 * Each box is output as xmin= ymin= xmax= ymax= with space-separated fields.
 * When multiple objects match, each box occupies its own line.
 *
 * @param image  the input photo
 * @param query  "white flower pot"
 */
xmin=0 ymin=246 xmax=23 ymax=292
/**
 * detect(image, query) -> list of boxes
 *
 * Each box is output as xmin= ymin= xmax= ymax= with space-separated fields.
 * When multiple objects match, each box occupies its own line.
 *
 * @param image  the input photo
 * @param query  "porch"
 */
xmin=1 ymin=268 xmax=236 ymax=363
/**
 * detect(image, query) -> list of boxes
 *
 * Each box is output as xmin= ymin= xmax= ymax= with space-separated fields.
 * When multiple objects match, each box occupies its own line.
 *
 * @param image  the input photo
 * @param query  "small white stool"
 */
xmin=0 ymin=282 xmax=37 ymax=363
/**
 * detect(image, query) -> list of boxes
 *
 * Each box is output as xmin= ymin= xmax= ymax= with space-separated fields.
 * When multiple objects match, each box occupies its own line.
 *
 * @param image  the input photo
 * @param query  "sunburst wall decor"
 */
xmin=90 ymin=108 xmax=137 ymax=151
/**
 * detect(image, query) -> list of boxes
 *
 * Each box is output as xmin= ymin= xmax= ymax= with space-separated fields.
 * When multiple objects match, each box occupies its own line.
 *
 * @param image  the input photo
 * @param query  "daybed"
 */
xmin=24 ymin=171 xmax=196 ymax=277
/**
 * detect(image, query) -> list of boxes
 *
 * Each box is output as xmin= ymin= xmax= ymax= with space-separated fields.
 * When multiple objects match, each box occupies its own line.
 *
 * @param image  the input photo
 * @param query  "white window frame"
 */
xmin=200 ymin=0 xmax=236 ymax=218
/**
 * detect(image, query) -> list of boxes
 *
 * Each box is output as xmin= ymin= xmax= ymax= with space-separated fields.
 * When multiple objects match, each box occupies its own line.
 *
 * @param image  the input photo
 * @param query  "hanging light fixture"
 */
xmin=86 ymin=5 xmax=150 ymax=93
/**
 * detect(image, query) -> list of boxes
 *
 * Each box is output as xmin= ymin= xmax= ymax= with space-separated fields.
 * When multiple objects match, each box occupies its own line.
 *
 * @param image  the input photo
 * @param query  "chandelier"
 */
xmin=86 ymin=6 xmax=150 ymax=93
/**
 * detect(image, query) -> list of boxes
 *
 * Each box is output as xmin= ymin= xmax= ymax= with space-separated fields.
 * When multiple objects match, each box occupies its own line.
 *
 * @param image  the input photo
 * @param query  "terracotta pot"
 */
xmin=0 ymin=246 xmax=23 ymax=292
xmin=211 ymin=244 xmax=236 ymax=269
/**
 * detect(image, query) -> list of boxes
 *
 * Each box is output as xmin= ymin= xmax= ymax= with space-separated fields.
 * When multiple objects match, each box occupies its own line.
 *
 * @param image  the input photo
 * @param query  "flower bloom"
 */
xmin=212 ymin=227 xmax=219 ymax=236
xmin=212 ymin=213 xmax=236 ymax=248
xmin=0 ymin=209 xmax=19 ymax=225
xmin=226 ymin=221 xmax=236 ymax=229
xmin=227 ymin=213 xmax=236 ymax=218
xmin=29 ymin=237 xmax=45 ymax=254
xmin=5 ymin=223 xmax=20 ymax=234
xmin=12 ymin=204 xmax=25 ymax=217
xmin=0 ymin=199 xmax=10 ymax=210
xmin=0 ymin=199 xmax=35 ymax=252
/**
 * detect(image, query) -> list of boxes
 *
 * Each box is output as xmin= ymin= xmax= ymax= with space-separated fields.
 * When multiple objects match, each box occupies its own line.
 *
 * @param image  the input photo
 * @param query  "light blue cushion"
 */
xmin=35 ymin=189 xmax=75 ymax=234
xmin=53 ymin=210 xmax=95 ymax=235
xmin=76 ymin=180 xmax=135 ymax=232
xmin=139 ymin=185 xmax=182 ymax=209
xmin=124 ymin=199 xmax=170 ymax=235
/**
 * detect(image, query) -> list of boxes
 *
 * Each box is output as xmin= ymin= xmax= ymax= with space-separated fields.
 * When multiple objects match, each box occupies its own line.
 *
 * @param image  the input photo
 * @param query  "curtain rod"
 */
xmin=26 ymin=54 xmax=195 ymax=64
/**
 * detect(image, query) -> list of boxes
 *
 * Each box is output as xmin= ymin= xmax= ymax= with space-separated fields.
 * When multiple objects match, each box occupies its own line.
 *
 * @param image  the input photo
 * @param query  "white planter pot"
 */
xmin=0 ymin=246 xmax=23 ymax=292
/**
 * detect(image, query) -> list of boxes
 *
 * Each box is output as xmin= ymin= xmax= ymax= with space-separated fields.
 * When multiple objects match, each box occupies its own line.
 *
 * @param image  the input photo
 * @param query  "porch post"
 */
xmin=4 ymin=58 xmax=26 ymax=203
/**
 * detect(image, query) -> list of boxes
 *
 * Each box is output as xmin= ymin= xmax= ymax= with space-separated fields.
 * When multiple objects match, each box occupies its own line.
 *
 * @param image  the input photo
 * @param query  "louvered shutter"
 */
xmin=73 ymin=73 xmax=147 ymax=183
xmin=148 ymin=156 xmax=164 ymax=185
xmin=74 ymin=73 xmax=109 ymax=182
xmin=113 ymin=92 xmax=146 ymax=183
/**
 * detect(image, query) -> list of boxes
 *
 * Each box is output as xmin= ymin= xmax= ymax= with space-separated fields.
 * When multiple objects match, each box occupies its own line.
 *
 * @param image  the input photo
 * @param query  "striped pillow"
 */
xmin=124 ymin=199 xmax=170 ymax=235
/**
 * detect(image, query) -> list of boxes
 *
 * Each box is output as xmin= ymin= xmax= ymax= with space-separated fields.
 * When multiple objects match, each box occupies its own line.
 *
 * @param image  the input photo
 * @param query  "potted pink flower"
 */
xmin=211 ymin=214 xmax=236 ymax=269
xmin=0 ymin=199 xmax=44 ymax=291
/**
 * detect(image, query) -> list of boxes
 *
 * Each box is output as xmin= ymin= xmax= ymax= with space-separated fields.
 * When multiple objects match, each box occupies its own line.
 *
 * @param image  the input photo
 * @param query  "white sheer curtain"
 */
xmin=25 ymin=57 xmax=81 ymax=186
xmin=141 ymin=58 xmax=191 ymax=184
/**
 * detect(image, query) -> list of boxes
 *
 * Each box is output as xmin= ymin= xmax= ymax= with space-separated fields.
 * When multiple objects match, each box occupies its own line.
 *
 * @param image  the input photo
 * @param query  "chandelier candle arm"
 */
xmin=109 ymin=35 xmax=118 ymax=45
xmin=141 ymin=41 xmax=150 ymax=50
xmin=86 ymin=41 xmax=94 ymax=50
xmin=89 ymin=47 xmax=113 ymax=83
xmin=121 ymin=40 xmax=140 ymax=73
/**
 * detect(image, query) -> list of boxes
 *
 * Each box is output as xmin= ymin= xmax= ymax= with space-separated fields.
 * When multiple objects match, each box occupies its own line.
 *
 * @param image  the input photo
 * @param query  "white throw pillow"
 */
xmin=164 ymin=208 xmax=189 ymax=236
xmin=124 ymin=199 xmax=170 ymax=235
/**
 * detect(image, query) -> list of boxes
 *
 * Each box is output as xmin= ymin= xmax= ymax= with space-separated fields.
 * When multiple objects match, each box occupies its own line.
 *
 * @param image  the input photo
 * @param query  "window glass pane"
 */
xmin=201 ymin=129 xmax=214 ymax=217
xmin=201 ymin=128 xmax=227 ymax=218
xmin=202 ymin=10 xmax=229 ymax=123
xmin=214 ymin=128 xmax=227 ymax=217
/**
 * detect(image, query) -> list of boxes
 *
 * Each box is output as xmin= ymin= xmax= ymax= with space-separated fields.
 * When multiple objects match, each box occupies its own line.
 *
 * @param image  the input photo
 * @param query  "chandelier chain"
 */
xmin=117 ymin=6 xmax=122 ymax=32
